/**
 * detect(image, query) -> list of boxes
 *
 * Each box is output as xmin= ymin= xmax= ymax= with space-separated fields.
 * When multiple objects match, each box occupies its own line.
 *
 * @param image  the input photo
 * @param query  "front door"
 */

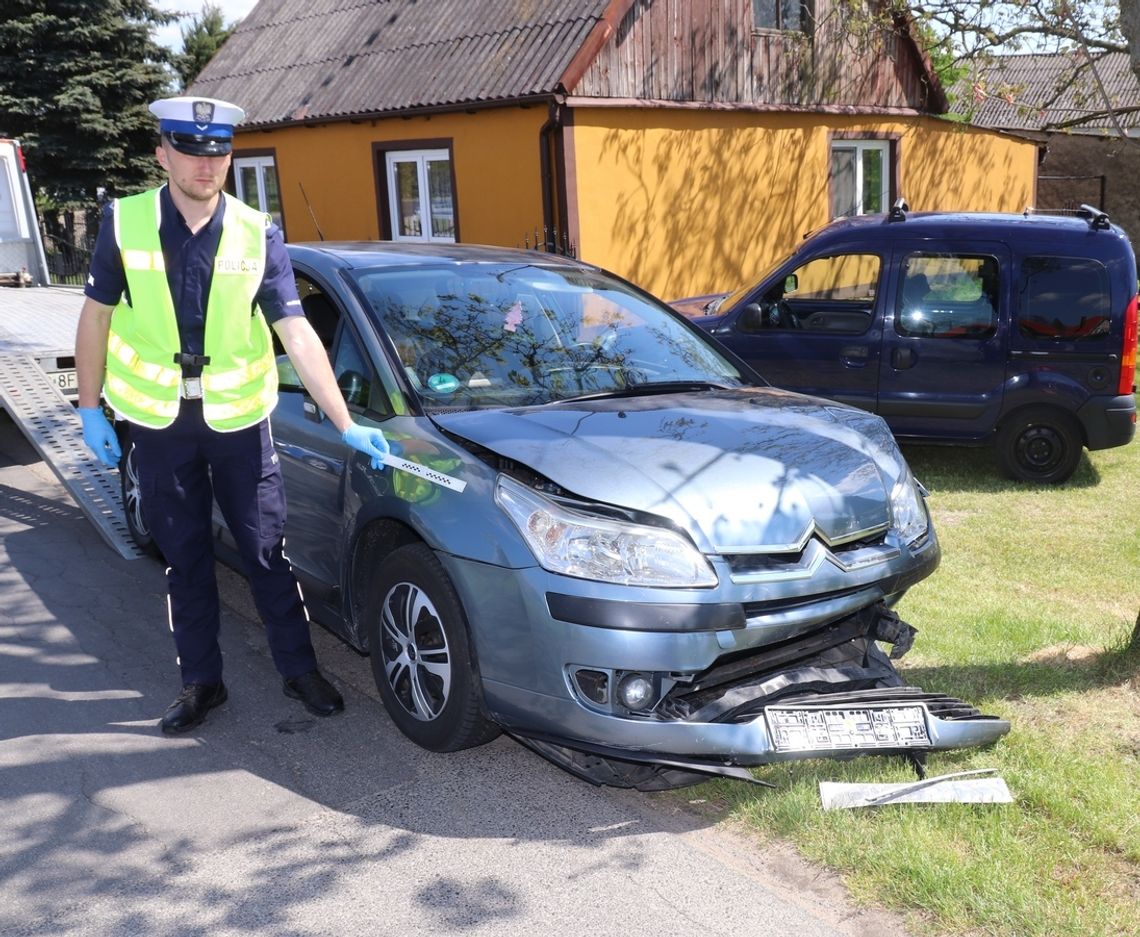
xmin=721 ymin=251 xmax=885 ymax=411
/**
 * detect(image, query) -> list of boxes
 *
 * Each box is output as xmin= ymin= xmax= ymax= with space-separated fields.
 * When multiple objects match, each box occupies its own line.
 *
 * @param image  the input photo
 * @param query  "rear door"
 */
xmin=877 ymin=243 xmax=1010 ymax=441
xmin=717 ymin=251 xmax=885 ymax=410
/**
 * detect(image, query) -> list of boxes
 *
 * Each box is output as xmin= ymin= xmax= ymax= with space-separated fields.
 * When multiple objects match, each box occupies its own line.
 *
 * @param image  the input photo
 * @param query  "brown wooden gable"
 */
xmin=569 ymin=0 xmax=945 ymax=113
xmin=192 ymin=1 xmax=945 ymax=130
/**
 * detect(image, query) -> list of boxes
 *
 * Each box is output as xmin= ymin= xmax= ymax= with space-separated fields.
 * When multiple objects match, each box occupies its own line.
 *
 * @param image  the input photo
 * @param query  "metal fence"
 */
xmin=42 ymin=231 xmax=92 ymax=287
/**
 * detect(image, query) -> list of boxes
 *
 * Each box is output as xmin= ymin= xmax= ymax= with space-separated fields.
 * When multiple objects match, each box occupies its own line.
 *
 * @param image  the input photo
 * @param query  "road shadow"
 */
xmin=5 ymin=469 xmax=827 ymax=937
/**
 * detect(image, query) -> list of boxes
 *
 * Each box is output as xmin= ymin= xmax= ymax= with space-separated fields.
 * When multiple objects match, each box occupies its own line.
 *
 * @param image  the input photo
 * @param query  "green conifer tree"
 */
xmin=0 ymin=0 xmax=176 ymax=209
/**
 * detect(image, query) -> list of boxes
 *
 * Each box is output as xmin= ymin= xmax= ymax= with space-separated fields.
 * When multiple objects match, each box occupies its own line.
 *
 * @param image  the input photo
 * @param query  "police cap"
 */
xmin=149 ymin=96 xmax=245 ymax=156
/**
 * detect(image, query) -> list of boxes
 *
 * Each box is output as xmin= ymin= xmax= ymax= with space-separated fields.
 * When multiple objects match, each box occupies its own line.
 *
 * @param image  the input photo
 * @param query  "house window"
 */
xmin=830 ymin=140 xmax=890 ymax=218
xmin=233 ymin=155 xmax=283 ymax=231
xmin=385 ymin=149 xmax=456 ymax=243
xmin=754 ymin=0 xmax=810 ymax=32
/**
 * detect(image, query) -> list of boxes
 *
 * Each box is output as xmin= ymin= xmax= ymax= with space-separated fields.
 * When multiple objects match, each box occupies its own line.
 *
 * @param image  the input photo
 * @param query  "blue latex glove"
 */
xmin=77 ymin=407 xmax=122 ymax=468
xmin=342 ymin=423 xmax=391 ymax=470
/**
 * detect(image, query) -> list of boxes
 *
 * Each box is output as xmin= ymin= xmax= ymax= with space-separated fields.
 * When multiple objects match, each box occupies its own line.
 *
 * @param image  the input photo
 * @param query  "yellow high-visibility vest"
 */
xmin=105 ymin=188 xmax=278 ymax=431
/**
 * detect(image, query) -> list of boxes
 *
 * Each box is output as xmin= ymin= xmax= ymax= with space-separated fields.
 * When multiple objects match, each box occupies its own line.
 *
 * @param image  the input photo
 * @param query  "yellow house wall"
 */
xmin=567 ymin=108 xmax=1039 ymax=300
xmin=232 ymin=107 xmax=548 ymax=246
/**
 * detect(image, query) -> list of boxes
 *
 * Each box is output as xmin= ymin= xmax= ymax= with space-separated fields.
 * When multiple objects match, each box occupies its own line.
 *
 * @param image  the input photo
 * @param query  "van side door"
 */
xmin=877 ymin=243 xmax=1010 ymax=441
xmin=718 ymin=251 xmax=884 ymax=411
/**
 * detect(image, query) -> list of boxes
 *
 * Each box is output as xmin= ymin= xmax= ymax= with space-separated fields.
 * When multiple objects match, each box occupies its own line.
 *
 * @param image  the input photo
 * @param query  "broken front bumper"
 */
xmin=501 ymin=604 xmax=1010 ymax=788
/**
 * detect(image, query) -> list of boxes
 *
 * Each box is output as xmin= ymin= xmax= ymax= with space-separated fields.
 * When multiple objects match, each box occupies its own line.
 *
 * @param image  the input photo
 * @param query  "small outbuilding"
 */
xmin=951 ymin=51 xmax=1140 ymax=241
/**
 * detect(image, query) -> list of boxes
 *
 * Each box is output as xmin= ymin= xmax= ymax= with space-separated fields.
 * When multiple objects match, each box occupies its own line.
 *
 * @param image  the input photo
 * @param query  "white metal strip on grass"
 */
xmin=0 ymin=354 xmax=145 ymax=560
xmin=819 ymin=769 xmax=1014 ymax=810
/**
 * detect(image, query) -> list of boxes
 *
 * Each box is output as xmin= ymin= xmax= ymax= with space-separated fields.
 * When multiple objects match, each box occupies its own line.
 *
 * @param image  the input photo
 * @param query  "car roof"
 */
xmin=798 ymin=209 xmax=1132 ymax=255
xmin=287 ymin=240 xmax=593 ymax=271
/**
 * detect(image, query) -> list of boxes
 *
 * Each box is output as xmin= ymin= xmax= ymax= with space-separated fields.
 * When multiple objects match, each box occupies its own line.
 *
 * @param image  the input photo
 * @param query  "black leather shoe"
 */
xmin=283 ymin=670 xmax=344 ymax=717
xmin=160 ymin=682 xmax=227 ymax=735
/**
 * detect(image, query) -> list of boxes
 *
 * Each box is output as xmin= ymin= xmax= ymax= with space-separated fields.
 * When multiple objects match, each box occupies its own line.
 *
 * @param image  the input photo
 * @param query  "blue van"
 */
xmin=673 ymin=204 xmax=1138 ymax=483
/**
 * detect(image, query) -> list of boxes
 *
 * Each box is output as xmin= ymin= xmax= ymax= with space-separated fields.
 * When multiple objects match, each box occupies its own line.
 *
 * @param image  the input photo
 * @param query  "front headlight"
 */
xmin=495 ymin=476 xmax=717 ymax=587
xmin=889 ymin=471 xmax=929 ymax=545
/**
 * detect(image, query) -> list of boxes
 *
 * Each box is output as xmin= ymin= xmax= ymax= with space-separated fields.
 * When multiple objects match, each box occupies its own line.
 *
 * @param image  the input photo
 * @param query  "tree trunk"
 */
xmin=1131 ymin=608 xmax=1140 ymax=652
xmin=1122 ymin=0 xmax=1140 ymax=85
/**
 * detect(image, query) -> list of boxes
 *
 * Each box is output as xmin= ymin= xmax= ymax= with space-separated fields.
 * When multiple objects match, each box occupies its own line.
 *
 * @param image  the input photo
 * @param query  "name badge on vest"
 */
xmin=214 ymin=256 xmax=263 ymax=275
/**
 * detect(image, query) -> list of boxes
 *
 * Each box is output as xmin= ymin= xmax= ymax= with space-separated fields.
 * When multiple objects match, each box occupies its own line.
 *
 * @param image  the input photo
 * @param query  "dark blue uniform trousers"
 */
xmin=132 ymin=400 xmax=318 ymax=686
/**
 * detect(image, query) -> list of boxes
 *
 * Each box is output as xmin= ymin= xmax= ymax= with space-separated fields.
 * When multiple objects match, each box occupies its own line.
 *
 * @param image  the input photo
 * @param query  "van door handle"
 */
xmin=891 ymin=347 xmax=916 ymax=369
xmin=840 ymin=345 xmax=869 ymax=367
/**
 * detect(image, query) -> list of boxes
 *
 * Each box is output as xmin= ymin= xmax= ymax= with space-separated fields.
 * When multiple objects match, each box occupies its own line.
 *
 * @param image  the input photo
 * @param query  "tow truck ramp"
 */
xmin=0 ymin=353 xmax=145 ymax=560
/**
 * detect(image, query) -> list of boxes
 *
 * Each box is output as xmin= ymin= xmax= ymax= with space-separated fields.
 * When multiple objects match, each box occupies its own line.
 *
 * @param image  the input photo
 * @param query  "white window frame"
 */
xmin=830 ymin=140 xmax=890 ymax=218
xmin=385 ymin=148 xmax=455 ymax=244
xmin=233 ymin=155 xmax=282 ymax=228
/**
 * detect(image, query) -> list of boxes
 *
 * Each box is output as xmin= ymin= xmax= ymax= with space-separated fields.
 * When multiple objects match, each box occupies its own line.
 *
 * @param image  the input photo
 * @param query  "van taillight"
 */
xmin=1120 ymin=294 xmax=1138 ymax=395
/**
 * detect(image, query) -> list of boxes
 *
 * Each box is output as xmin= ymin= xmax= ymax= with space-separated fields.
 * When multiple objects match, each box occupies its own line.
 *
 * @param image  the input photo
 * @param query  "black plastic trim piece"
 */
xmin=545 ymin=592 xmax=745 ymax=632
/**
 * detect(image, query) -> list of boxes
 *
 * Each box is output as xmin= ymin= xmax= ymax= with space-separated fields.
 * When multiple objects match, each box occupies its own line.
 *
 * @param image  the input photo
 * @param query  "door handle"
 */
xmin=891 ymin=347 xmax=916 ymax=369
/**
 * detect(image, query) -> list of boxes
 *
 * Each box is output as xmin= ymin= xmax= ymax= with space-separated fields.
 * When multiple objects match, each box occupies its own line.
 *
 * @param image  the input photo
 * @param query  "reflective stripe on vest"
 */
xmin=107 ymin=188 xmax=277 ymax=432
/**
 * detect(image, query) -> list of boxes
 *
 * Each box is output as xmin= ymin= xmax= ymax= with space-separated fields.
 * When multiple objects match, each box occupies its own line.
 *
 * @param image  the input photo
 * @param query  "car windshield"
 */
xmin=350 ymin=262 xmax=747 ymax=410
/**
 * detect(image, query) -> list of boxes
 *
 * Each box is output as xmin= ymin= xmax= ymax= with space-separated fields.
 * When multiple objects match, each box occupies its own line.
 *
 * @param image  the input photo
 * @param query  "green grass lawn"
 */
xmin=680 ymin=423 xmax=1140 ymax=937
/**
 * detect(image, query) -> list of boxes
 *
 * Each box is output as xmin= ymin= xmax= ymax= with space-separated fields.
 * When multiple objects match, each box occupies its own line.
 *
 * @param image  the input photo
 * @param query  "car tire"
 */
xmin=365 ymin=542 xmax=500 ymax=752
xmin=116 ymin=430 xmax=161 ymax=558
xmin=995 ymin=406 xmax=1083 ymax=484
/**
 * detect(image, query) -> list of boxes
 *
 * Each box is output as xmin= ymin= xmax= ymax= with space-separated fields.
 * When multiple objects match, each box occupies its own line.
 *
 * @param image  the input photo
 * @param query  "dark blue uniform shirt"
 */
xmin=85 ymin=185 xmax=302 ymax=377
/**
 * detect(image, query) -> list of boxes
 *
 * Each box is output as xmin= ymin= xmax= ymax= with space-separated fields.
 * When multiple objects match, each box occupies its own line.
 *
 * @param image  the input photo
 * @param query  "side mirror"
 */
xmin=277 ymin=355 xmax=304 ymax=392
xmin=338 ymin=369 xmax=369 ymax=408
xmin=784 ymin=273 xmax=799 ymax=295
xmin=738 ymin=303 xmax=764 ymax=332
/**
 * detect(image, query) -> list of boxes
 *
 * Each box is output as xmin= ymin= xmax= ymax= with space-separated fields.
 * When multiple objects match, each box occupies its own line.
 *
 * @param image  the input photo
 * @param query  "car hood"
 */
xmin=434 ymin=388 xmax=906 ymax=554
xmin=669 ymin=292 xmax=731 ymax=318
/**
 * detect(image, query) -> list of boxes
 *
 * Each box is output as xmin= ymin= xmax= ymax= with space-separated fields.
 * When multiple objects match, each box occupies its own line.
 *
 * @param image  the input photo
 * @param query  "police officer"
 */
xmin=74 ymin=96 xmax=390 ymax=734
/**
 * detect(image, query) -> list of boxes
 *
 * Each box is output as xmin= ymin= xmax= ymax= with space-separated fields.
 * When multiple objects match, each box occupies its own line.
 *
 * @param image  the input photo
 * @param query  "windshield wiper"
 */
xmin=557 ymin=381 xmax=732 ymax=404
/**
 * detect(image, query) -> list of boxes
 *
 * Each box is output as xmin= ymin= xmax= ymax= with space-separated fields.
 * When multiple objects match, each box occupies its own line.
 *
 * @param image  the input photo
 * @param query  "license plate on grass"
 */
xmin=766 ymin=704 xmax=931 ymax=752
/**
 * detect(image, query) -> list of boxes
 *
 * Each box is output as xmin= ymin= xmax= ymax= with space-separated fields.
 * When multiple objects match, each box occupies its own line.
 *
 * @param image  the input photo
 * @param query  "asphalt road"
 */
xmin=0 ymin=411 xmax=912 ymax=937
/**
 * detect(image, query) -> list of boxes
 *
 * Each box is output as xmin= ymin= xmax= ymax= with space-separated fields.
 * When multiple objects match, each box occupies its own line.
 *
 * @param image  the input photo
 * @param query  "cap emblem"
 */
xmin=192 ymin=100 xmax=215 ymax=129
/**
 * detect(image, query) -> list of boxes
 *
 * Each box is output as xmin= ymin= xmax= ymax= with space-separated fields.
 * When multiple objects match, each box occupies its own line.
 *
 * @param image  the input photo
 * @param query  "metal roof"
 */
xmin=189 ymin=0 xmax=615 ymax=129
xmin=949 ymin=51 xmax=1140 ymax=133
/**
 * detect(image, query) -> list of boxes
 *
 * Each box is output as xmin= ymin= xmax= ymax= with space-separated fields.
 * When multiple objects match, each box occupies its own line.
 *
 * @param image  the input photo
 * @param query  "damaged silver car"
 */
xmin=128 ymin=242 xmax=1009 ymax=789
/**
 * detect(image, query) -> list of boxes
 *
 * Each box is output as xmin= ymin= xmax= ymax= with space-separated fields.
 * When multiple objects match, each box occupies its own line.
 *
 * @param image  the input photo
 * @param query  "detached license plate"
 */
xmin=766 ymin=704 xmax=931 ymax=752
xmin=46 ymin=369 xmax=78 ymax=393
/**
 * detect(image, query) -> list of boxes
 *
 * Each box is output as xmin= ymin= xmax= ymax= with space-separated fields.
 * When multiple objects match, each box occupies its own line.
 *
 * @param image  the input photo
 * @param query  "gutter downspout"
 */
xmin=539 ymin=93 xmax=568 ymax=254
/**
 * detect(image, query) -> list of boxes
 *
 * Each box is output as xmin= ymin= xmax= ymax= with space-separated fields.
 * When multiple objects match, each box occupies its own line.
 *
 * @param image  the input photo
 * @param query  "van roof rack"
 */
xmin=1022 ymin=204 xmax=1112 ymax=230
xmin=887 ymin=198 xmax=909 ymax=222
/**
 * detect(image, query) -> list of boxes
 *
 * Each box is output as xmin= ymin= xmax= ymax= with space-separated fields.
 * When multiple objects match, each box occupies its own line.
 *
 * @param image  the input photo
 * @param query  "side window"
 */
xmin=1018 ymin=256 xmax=1111 ymax=340
xmin=384 ymin=147 xmax=456 ymax=243
xmin=830 ymin=140 xmax=889 ymax=218
xmin=233 ymin=154 xmax=283 ymax=233
xmin=334 ymin=324 xmax=393 ymax=418
xmin=897 ymin=254 xmax=998 ymax=340
xmin=744 ymin=253 xmax=878 ymax=334
xmin=753 ymin=0 xmax=811 ymax=32
xmin=295 ymin=277 xmax=340 ymax=351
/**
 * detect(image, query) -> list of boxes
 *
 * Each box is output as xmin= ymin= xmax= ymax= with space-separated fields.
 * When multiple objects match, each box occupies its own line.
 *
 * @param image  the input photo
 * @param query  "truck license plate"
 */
xmin=46 ymin=370 xmax=78 ymax=392
xmin=766 ymin=704 xmax=931 ymax=752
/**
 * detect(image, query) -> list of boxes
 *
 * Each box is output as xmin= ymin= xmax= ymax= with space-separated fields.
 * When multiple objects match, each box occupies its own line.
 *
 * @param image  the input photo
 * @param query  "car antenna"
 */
xmin=298 ymin=182 xmax=326 ymax=241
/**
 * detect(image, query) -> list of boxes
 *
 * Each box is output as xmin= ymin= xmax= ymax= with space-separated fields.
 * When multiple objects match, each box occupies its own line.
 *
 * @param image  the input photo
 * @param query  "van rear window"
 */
xmin=1019 ymin=257 xmax=1111 ymax=341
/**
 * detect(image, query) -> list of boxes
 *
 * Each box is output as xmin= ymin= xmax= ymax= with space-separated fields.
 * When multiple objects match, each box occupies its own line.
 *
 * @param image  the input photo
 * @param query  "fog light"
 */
xmin=574 ymin=669 xmax=609 ymax=704
xmin=617 ymin=673 xmax=655 ymax=711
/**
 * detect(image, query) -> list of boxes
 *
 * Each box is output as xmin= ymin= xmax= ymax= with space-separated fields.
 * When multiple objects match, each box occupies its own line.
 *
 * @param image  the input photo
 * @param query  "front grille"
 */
xmin=769 ymin=686 xmax=993 ymax=722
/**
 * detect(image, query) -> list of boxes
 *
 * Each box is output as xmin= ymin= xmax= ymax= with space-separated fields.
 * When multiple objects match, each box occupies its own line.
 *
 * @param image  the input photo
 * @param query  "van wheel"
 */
xmin=996 ymin=407 xmax=1082 ymax=484
xmin=364 ymin=543 xmax=500 ymax=752
xmin=116 ymin=431 xmax=161 ymax=557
